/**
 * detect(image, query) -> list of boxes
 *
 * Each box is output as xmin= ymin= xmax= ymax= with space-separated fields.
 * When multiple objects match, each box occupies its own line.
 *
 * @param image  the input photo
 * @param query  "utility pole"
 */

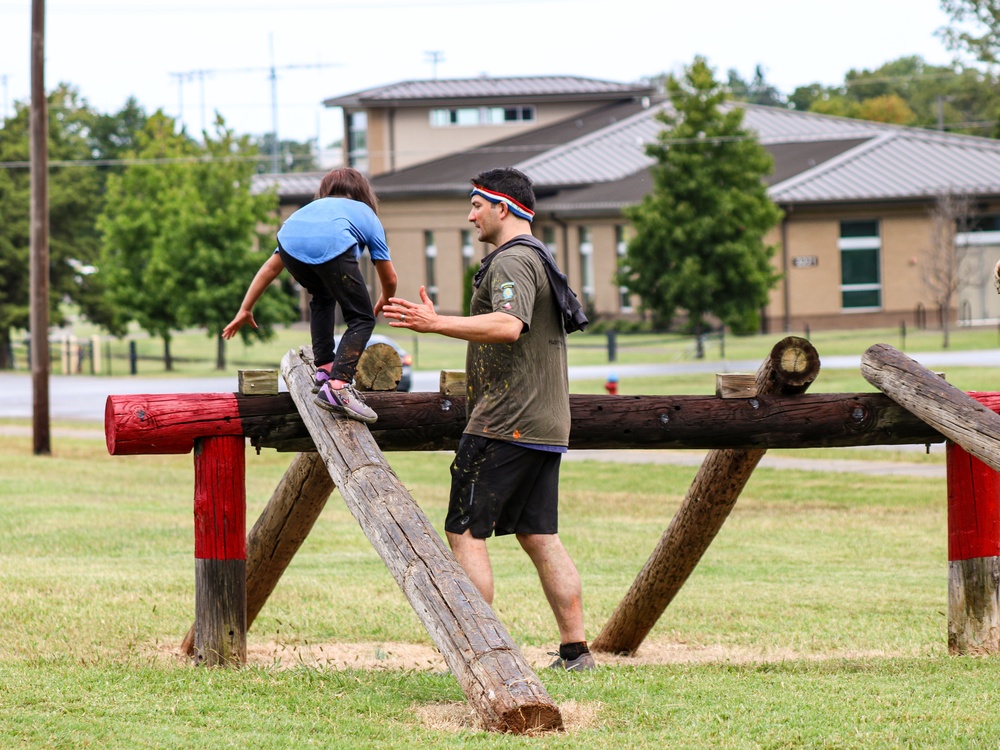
xmin=1 ymin=73 xmax=8 ymax=122
xmin=169 ymin=68 xmax=212 ymax=134
xmin=168 ymin=42 xmax=340 ymax=174
xmin=30 ymin=0 xmax=50 ymax=455
xmin=424 ymin=50 xmax=445 ymax=79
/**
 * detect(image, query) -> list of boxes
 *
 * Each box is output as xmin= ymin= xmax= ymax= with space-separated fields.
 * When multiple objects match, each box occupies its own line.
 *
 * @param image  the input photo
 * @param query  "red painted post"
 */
xmin=192 ymin=435 xmax=247 ymax=666
xmin=947 ymin=442 xmax=1000 ymax=654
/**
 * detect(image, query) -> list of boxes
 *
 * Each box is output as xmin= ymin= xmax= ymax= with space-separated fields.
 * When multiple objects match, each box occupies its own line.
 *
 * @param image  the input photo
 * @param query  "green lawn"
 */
xmin=3 ymin=430 xmax=1000 ymax=747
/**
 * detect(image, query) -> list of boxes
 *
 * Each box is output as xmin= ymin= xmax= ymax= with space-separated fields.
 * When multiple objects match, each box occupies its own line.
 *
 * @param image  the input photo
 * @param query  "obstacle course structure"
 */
xmin=105 ymin=337 xmax=1000 ymax=733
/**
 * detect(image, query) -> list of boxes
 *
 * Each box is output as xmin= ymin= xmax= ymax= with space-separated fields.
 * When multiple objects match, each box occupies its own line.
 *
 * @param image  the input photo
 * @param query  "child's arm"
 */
xmin=222 ymin=253 xmax=285 ymax=339
xmin=372 ymin=259 xmax=398 ymax=318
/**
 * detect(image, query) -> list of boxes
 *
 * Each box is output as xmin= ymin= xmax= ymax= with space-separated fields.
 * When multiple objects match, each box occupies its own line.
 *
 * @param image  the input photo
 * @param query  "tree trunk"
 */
xmin=593 ymin=336 xmax=820 ymax=655
xmin=216 ymin=333 xmax=226 ymax=371
xmin=162 ymin=334 xmax=173 ymax=372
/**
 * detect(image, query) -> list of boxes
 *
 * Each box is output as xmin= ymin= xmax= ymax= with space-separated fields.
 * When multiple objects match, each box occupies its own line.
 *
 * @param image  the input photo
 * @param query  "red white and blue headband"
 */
xmin=470 ymin=185 xmax=535 ymax=222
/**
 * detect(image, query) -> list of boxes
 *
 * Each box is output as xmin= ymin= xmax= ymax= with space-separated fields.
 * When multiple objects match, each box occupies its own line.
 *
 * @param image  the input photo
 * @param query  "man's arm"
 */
xmin=385 ymin=286 xmax=522 ymax=344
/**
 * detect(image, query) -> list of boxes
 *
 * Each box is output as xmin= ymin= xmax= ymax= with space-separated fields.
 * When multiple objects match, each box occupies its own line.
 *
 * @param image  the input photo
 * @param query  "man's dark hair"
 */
xmin=470 ymin=167 xmax=536 ymax=211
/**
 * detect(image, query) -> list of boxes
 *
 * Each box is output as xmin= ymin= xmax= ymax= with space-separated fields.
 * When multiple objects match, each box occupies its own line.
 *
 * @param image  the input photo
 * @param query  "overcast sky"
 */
xmin=0 ymin=0 xmax=959 ymax=148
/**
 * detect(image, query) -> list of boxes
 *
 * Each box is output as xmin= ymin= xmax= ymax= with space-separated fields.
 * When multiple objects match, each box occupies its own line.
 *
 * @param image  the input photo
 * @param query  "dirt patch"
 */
xmin=152 ymin=638 xmax=924 ymax=672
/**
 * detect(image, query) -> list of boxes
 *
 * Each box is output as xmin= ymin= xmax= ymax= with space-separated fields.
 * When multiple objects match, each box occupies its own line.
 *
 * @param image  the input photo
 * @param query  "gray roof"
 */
xmin=255 ymin=98 xmax=1000 ymax=211
xmin=324 ymin=75 xmax=655 ymax=108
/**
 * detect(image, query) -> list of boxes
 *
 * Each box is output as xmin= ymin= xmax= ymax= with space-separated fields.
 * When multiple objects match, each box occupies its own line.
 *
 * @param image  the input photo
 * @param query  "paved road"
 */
xmin=2 ymin=347 xmax=999 ymax=423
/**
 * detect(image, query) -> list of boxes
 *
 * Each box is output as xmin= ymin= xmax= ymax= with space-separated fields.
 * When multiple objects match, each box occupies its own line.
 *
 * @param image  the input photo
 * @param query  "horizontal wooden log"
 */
xmin=107 ymin=390 xmax=1000 ymax=457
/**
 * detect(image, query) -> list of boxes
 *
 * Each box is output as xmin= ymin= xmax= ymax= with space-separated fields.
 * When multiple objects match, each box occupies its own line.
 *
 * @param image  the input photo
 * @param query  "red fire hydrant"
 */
xmin=604 ymin=373 xmax=618 ymax=395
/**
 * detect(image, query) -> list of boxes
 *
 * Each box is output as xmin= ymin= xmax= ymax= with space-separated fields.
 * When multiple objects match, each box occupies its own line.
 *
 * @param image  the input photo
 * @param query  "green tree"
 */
xmin=0 ymin=84 xmax=105 ymax=368
xmin=173 ymin=116 xmax=295 ymax=369
xmin=97 ymin=112 xmax=198 ymax=369
xmin=939 ymin=0 xmax=1000 ymax=65
xmin=726 ymin=65 xmax=785 ymax=107
xmin=619 ymin=57 xmax=782 ymax=337
xmin=97 ymin=112 xmax=294 ymax=370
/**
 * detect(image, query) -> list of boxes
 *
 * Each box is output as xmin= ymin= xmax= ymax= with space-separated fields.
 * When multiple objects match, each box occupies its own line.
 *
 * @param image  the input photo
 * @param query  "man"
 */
xmin=384 ymin=167 xmax=594 ymax=671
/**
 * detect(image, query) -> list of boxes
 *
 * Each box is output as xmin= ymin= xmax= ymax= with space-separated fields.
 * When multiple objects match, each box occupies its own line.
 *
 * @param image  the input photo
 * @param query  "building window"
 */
xmin=615 ymin=225 xmax=632 ymax=313
xmin=347 ymin=111 xmax=368 ymax=172
xmin=839 ymin=220 xmax=882 ymax=310
xmin=424 ymin=230 xmax=438 ymax=305
xmin=460 ymin=229 xmax=475 ymax=274
xmin=578 ymin=226 xmax=595 ymax=301
xmin=429 ymin=105 xmax=535 ymax=127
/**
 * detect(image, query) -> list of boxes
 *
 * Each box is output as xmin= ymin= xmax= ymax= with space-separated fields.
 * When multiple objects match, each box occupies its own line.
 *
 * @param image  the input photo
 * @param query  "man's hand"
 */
xmin=385 ymin=286 xmax=437 ymax=333
xmin=994 ymin=258 xmax=1000 ymax=295
xmin=222 ymin=310 xmax=257 ymax=340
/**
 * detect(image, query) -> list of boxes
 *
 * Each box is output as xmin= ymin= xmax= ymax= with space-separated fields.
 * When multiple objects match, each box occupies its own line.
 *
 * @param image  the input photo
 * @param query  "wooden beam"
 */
xmin=106 ymin=390 xmax=1000 ymax=458
xmin=593 ymin=336 xmax=820 ymax=655
xmin=281 ymin=347 xmax=562 ymax=734
xmin=861 ymin=343 xmax=1000 ymax=473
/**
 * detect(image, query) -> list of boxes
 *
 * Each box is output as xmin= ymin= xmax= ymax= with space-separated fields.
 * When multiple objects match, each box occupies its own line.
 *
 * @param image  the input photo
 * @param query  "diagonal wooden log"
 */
xmin=592 ymin=336 xmax=821 ymax=655
xmin=861 ymin=343 xmax=1000 ymax=474
xmin=181 ymin=451 xmax=335 ymax=656
xmin=280 ymin=347 xmax=563 ymax=734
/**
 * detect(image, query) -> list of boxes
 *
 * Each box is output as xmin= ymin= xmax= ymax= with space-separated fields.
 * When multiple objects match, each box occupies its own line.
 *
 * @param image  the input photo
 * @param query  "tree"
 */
xmin=923 ymin=192 xmax=977 ymax=349
xmin=619 ymin=57 xmax=782 ymax=337
xmin=173 ymin=116 xmax=296 ymax=369
xmin=726 ymin=65 xmax=785 ymax=107
xmin=254 ymin=133 xmax=319 ymax=173
xmin=97 ymin=112 xmax=199 ymax=369
xmin=97 ymin=112 xmax=296 ymax=370
xmin=0 ymin=84 xmax=105 ymax=368
xmin=939 ymin=0 xmax=1000 ymax=65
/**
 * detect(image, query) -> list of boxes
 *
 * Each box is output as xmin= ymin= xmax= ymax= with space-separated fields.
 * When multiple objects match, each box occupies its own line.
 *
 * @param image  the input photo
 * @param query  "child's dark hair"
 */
xmin=470 ymin=167 xmax=535 ymax=211
xmin=315 ymin=167 xmax=380 ymax=213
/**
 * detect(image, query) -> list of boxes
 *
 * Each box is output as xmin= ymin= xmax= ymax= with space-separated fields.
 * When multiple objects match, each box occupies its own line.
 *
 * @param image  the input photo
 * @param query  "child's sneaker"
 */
xmin=312 ymin=369 xmax=332 ymax=393
xmin=314 ymin=382 xmax=378 ymax=424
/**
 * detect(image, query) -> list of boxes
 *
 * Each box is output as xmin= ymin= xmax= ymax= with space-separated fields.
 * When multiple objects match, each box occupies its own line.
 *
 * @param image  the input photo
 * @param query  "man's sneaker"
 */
xmin=314 ymin=382 xmax=378 ymax=424
xmin=312 ymin=369 xmax=332 ymax=393
xmin=546 ymin=651 xmax=596 ymax=672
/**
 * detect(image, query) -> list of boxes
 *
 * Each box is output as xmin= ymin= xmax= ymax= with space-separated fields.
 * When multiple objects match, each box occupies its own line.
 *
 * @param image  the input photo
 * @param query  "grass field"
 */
xmin=4 ymin=425 xmax=1000 ymax=748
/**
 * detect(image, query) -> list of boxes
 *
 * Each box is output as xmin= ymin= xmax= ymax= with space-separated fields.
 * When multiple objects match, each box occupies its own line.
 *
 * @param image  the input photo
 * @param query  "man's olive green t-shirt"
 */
xmin=464 ymin=244 xmax=570 ymax=446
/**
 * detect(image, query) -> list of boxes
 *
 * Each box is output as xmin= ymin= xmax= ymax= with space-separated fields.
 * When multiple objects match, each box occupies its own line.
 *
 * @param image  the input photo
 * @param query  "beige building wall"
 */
xmin=357 ymin=102 xmax=611 ymax=175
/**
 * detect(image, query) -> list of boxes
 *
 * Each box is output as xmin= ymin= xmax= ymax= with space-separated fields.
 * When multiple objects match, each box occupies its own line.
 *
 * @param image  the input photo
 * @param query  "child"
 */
xmin=223 ymin=167 xmax=397 ymax=424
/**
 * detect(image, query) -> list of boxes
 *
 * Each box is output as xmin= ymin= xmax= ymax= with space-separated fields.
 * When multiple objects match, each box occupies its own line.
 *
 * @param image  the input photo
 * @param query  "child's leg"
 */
xmin=327 ymin=254 xmax=375 ymax=384
xmin=278 ymin=248 xmax=337 ymax=369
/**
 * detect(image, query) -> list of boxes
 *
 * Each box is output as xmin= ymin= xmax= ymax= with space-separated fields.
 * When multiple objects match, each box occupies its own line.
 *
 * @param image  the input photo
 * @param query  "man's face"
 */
xmin=468 ymin=196 xmax=503 ymax=245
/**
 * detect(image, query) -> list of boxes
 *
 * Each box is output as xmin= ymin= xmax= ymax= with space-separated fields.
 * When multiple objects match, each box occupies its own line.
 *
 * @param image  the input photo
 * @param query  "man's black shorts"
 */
xmin=445 ymin=434 xmax=562 ymax=539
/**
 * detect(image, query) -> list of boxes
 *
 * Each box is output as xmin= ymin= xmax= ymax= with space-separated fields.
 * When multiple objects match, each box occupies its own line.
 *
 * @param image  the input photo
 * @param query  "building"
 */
xmin=256 ymin=77 xmax=1000 ymax=332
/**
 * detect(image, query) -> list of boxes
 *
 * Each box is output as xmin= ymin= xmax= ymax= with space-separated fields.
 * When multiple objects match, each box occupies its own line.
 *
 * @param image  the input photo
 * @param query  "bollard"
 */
xmin=129 ymin=341 xmax=138 ymax=375
xmin=607 ymin=330 xmax=617 ymax=362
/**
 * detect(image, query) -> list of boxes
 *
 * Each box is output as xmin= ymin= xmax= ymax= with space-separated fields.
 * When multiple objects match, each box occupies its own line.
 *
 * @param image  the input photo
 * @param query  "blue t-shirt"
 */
xmin=276 ymin=197 xmax=391 ymax=265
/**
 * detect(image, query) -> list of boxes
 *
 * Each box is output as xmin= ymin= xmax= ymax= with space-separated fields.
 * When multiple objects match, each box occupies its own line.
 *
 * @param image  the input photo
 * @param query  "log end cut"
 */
xmin=497 ymin=704 xmax=564 ymax=734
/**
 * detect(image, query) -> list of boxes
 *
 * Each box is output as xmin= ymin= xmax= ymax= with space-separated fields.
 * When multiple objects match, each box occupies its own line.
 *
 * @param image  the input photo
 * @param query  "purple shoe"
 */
xmin=314 ymin=382 xmax=378 ymax=424
xmin=312 ymin=369 xmax=332 ymax=393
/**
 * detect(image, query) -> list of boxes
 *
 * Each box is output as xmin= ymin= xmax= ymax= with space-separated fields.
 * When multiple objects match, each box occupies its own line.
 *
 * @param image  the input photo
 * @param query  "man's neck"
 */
xmin=490 ymin=218 xmax=533 ymax=249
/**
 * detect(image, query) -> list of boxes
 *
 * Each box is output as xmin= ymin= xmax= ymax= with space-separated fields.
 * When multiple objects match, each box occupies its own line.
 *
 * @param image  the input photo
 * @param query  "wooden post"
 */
xmin=947 ymin=443 xmax=1000 ymax=654
xmin=593 ymin=337 xmax=820 ymax=655
xmin=182 ymin=451 xmax=334 ymax=656
xmin=281 ymin=347 xmax=563 ymax=734
xmin=193 ymin=435 xmax=247 ymax=667
xmin=861 ymin=343 xmax=1000 ymax=474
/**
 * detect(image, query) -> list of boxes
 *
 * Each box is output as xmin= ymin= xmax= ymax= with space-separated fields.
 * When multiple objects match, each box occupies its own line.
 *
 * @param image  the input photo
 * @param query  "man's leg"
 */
xmin=516 ymin=532 xmax=585 ymax=644
xmin=447 ymin=529 xmax=494 ymax=604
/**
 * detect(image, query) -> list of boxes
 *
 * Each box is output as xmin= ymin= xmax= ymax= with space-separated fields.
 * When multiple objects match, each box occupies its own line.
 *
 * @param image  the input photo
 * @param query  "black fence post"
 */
xmin=607 ymin=330 xmax=617 ymax=363
xmin=900 ymin=320 xmax=907 ymax=350
xmin=129 ymin=341 xmax=138 ymax=375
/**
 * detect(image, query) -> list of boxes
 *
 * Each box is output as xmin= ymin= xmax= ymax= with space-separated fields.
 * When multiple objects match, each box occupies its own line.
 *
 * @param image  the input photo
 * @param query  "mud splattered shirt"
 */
xmin=464 ymin=244 xmax=570 ymax=446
